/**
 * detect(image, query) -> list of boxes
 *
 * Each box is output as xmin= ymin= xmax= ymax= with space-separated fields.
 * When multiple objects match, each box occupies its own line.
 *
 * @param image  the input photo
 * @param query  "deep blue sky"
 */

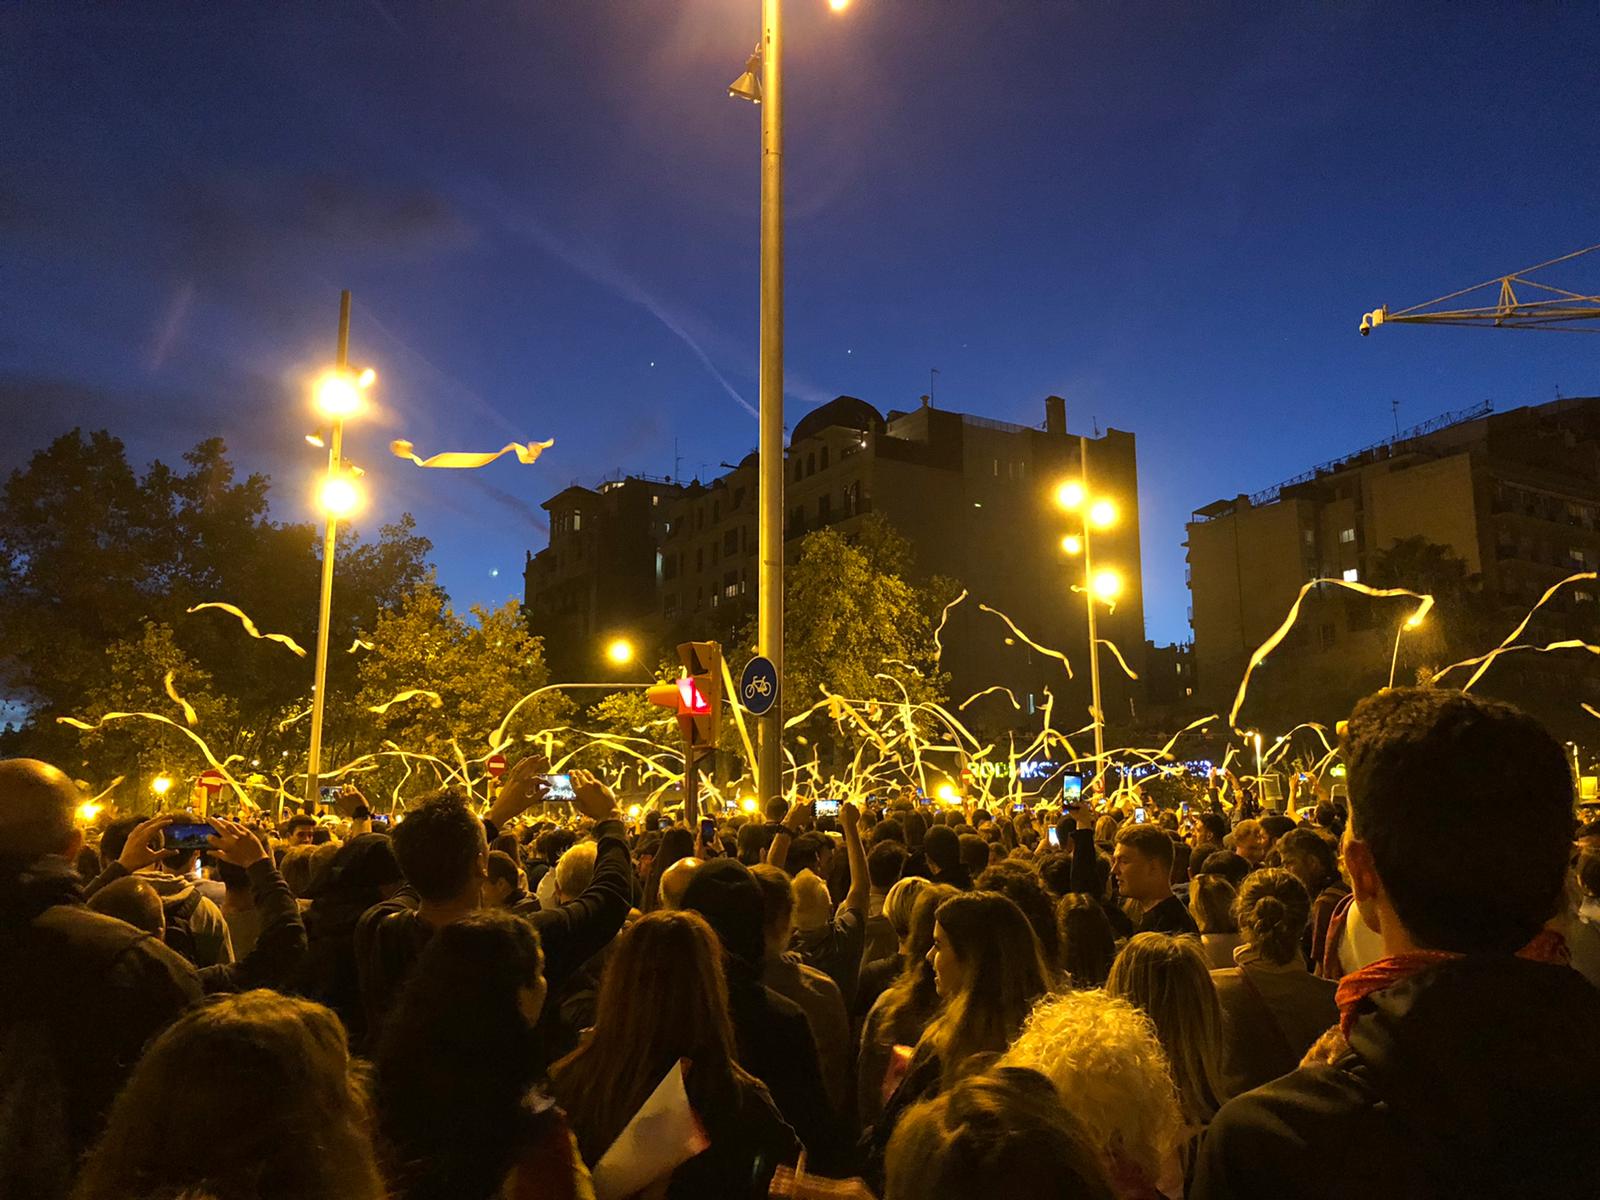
xmin=5 ymin=0 xmax=1599 ymax=646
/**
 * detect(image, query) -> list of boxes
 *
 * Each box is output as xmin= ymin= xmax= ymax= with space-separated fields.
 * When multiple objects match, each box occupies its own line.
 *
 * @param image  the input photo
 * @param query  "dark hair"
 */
xmin=787 ymin=831 xmax=829 ymax=876
xmin=285 ymin=814 xmax=317 ymax=834
xmin=1195 ymin=848 xmax=1251 ymax=888
xmin=1036 ymin=851 xmax=1073 ymax=897
xmin=924 ymin=825 xmax=961 ymax=873
xmin=489 ymin=833 xmax=522 ymax=863
xmin=1260 ymin=814 xmax=1296 ymax=841
xmin=86 ymin=876 xmax=164 ymax=936
xmin=1056 ymin=894 xmax=1116 ymax=989
xmin=1343 ymin=687 xmax=1574 ymax=953
xmin=374 ymin=910 xmax=544 ymax=1200
xmin=1188 ymin=874 xmax=1238 ymax=935
xmin=884 ymin=1066 xmax=1115 ymax=1200
xmin=1157 ymin=810 xmax=1180 ymax=832
xmin=873 ymin=817 xmax=906 ymax=847
xmin=643 ymin=826 xmax=695 ymax=912
xmin=1313 ymin=801 xmax=1343 ymax=833
xmin=765 ymin=798 xmax=789 ymax=823
xmin=1275 ymin=827 xmax=1339 ymax=895
xmin=1235 ymin=868 xmax=1310 ymax=965
xmin=879 ymin=883 xmax=959 ymax=1036
xmin=214 ymin=858 xmax=251 ymax=891
xmin=901 ymin=810 xmax=928 ymax=848
xmin=976 ymin=861 xmax=1061 ymax=973
xmin=485 ymin=849 xmax=520 ymax=890
xmin=749 ymin=862 xmax=795 ymax=931
xmin=644 ymin=810 xmax=663 ymax=833
xmin=958 ymin=833 xmax=990 ymax=875
xmin=1114 ymin=824 xmax=1174 ymax=870
xmin=869 ymin=840 xmax=907 ymax=890
xmin=735 ymin=821 xmax=770 ymax=865
xmin=534 ymin=826 xmax=577 ymax=863
xmin=1196 ymin=812 xmax=1229 ymax=844
xmin=389 ymin=792 xmax=486 ymax=903
xmin=98 ymin=815 xmax=146 ymax=867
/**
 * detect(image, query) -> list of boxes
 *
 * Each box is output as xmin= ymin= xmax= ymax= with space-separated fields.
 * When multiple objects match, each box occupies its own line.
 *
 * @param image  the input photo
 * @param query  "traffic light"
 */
xmin=678 ymin=640 xmax=722 ymax=757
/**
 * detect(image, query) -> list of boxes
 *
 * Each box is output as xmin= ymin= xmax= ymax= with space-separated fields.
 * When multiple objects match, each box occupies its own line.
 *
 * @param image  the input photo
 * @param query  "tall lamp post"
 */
xmin=728 ymin=0 xmax=850 ymax=805
xmin=304 ymin=291 xmax=373 ymax=808
xmin=1387 ymin=610 xmax=1425 ymax=690
xmin=1055 ymin=436 xmax=1122 ymax=777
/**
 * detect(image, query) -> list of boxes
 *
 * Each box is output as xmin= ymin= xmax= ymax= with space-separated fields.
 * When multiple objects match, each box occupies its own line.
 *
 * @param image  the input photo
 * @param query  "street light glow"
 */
xmin=1405 ymin=611 xmax=1426 ymax=629
xmin=318 ymin=474 xmax=362 ymax=519
xmin=1091 ymin=569 xmax=1123 ymax=602
xmin=151 ymin=775 xmax=173 ymax=797
xmin=1054 ymin=480 xmax=1085 ymax=511
xmin=740 ymin=795 xmax=759 ymax=814
xmin=75 ymin=800 xmax=102 ymax=824
xmin=1060 ymin=534 xmax=1082 ymax=555
xmin=935 ymin=782 xmax=959 ymax=804
xmin=605 ymin=637 xmax=635 ymax=666
xmin=828 ymin=0 xmax=851 ymax=10
xmin=1089 ymin=498 xmax=1117 ymax=529
xmin=314 ymin=370 xmax=365 ymax=419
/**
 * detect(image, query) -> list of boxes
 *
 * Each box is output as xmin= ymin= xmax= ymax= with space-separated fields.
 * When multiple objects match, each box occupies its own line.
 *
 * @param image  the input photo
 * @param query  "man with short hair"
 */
xmin=921 ymin=825 xmax=972 ymax=889
xmin=1194 ymin=688 xmax=1600 ymax=1198
xmin=0 ymin=760 xmax=201 ymax=1199
xmin=1229 ymin=817 xmax=1269 ymax=868
xmin=283 ymin=813 xmax=318 ymax=845
xmin=95 ymin=814 xmax=234 ymax=966
xmin=861 ymin=840 xmax=907 ymax=967
xmin=483 ymin=849 xmax=532 ymax=911
xmin=1113 ymin=824 xmax=1198 ymax=935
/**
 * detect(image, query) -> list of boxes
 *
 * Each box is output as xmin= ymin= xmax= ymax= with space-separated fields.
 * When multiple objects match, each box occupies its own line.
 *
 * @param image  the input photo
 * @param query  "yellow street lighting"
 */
xmin=1054 ymin=480 xmax=1085 ymax=511
xmin=75 ymin=800 xmax=102 ymax=824
xmin=935 ymin=782 xmax=959 ymax=804
xmin=1088 ymin=498 xmax=1117 ymax=529
xmin=313 ymin=370 xmax=367 ymax=420
xmin=318 ymin=474 xmax=362 ymax=519
xmin=1405 ymin=611 xmax=1426 ymax=629
xmin=626 ymin=804 xmax=642 ymax=819
xmin=740 ymin=795 xmax=759 ymax=814
xmin=151 ymin=775 xmax=173 ymax=797
xmin=605 ymin=638 xmax=635 ymax=666
xmin=1091 ymin=568 xmax=1123 ymax=602
xmin=828 ymin=0 xmax=851 ymax=9
xmin=1060 ymin=533 xmax=1083 ymax=556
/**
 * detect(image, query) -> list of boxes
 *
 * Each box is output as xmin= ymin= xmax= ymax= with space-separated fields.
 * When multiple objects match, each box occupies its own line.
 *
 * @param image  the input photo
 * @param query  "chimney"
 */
xmin=1045 ymin=395 xmax=1066 ymax=435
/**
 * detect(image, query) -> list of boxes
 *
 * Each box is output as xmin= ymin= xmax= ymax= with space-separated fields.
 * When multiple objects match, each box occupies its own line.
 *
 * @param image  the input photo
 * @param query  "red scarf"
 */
xmin=1335 ymin=928 xmax=1570 ymax=1038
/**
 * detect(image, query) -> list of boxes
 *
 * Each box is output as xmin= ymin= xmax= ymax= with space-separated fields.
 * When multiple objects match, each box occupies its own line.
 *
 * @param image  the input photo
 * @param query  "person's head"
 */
xmin=552 ymin=840 xmax=596 ymax=904
xmin=735 ymin=820 xmax=770 ymax=865
xmin=765 ymin=797 xmax=789 ymax=824
xmin=1259 ymin=814 xmax=1296 ymax=847
xmin=868 ymin=839 xmax=907 ymax=894
xmin=284 ymin=813 xmax=318 ymax=846
xmin=1056 ymin=893 xmax=1117 ymax=990
xmin=644 ymin=809 xmax=663 ymax=834
xmin=1234 ymin=868 xmax=1311 ymax=966
xmin=74 ymin=991 xmax=384 ymax=1200
xmin=884 ymin=1065 xmax=1116 ymax=1200
xmin=659 ymin=854 xmax=703 ymax=910
xmin=901 ymin=808 xmax=928 ymax=848
xmin=86 ymin=875 xmax=166 ymax=937
xmin=1001 ymin=990 xmax=1183 ymax=1192
xmin=787 ymin=830 xmax=832 ymax=877
xmin=749 ymin=862 xmax=796 ymax=958
xmin=1190 ymin=812 xmax=1228 ymax=850
xmin=390 ymin=791 xmax=487 ymax=906
xmin=1342 ymin=688 xmax=1574 ymax=955
xmin=881 ymin=881 xmax=958 ymax=1026
xmin=534 ymin=826 xmax=577 ymax=865
xmin=1274 ymin=827 xmax=1339 ymax=896
xmin=99 ymin=813 xmax=148 ymax=870
xmin=923 ymin=892 xmax=1051 ymax=1086
xmin=643 ymin=826 xmax=696 ymax=911
xmin=1111 ymin=825 xmax=1174 ymax=905
xmin=958 ymin=833 xmax=990 ymax=877
xmin=278 ymin=844 xmax=318 ymax=897
xmin=1092 ymin=813 xmax=1120 ymax=847
xmin=0 ymin=758 xmax=87 ymax=867
xmin=924 ymin=825 xmax=962 ymax=878
xmin=1230 ymin=818 xmax=1269 ymax=866
xmin=791 ymin=867 xmax=833 ymax=931
xmin=1106 ymin=933 xmax=1225 ymax=1126
xmin=872 ymin=817 xmax=906 ymax=849
xmin=1313 ymin=800 xmax=1343 ymax=834
xmin=1578 ymin=845 xmax=1600 ymax=902
xmin=882 ymin=874 xmax=927 ymax=945
xmin=489 ymin=832 xmax=522 ymax=863
xmin=214 ymin=857 xmax=251 ymax=895
xmin=681 ymin=856 xmax=767 ymax=970
xmin=976 ymin=860 xmax=1062 ymax=973
xmin=1195 ymin=847 xmax=1251 ymax=890
xmin=1187 ymin=873 xmax=1239 ymax=936
xmin=551 ymin=909 xmax=745 ymax=1163
xmin=483 ymin=850 xmax=521 ymax=907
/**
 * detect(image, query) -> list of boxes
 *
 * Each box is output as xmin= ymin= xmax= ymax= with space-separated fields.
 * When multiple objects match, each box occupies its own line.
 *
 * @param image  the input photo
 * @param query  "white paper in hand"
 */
xmin=590 ymin=1058 xmax=710 ymax=1200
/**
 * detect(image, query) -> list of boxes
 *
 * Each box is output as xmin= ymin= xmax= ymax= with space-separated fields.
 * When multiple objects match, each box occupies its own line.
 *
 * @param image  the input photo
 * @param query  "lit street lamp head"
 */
xmin=1089 ymin=498 xmax=1117 ymax=529
xmin=828 ymin=0 xmax=851 ymax=10
xmin=313 ymin=368 xmax=374 ymax=420
xmin=1060 ymin=533 xmax=1083 ymax=556
xmin=605 ymin=637 xmax=635 ymax=666
xmin=1054 ymin=480 xmax=1085 ymax=511
xmin=151 ymin=775 xmax=173 ymax=797
xmin=1091 ymin=568 xmax=1123 ymax=602
xmin=728 ymin=47 xmax=762 ymax=104
xmin=318 ymin=474 xmax=363 ymax=519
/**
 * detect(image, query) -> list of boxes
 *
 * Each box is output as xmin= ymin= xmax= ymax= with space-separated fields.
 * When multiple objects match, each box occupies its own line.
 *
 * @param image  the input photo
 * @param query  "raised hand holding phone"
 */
xmin=570 ymin=768 xmax=621 ymax=822
xmin=205 ymin=817 xmax=267 ymax=869
xmin=116 ymin=814 xmax=174 ymax=871
xmin=487 ymin=753 xmax=551 ymax=828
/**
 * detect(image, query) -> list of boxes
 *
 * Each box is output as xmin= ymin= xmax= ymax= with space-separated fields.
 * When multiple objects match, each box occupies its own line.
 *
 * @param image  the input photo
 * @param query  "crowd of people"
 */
xmin=3 ymin=686 xmax=1600 ymax=1199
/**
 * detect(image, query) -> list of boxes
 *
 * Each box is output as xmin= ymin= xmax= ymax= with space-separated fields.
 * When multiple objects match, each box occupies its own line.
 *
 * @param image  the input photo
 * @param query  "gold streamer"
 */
xmin=978 ymin=603 xmax=1074 ymax=678
xmin=162 ymin=670 xmax=198 ymax=726
xmin=368 ymin=689 xmax=444 ymax=715
xmin=1095 ymin=637 xmax=1140 ymax=682
xmin=718 ymin=655 xmax=760 ymax=791
xmin=187 ymin=602 xmax=307 ymax=657
xmin=349 ymin=638 xmax=374 ymax=653
xmin=958 ymin=685 xmax=1022 ymax=712
xmin=277 ymin=706 xmax=313 ymax=732
xmin=56 ymin=710 xmax=248 ymax=805
xmin=933 ymin=589 xmax=968 ymax=668
xmin=1436 ymin=638 xmax=1600 ymax=691
xmin=1229 ymin=580 xmax=1433 ymax=732
xmin=1432 ymin=571 xmax=1599 ymax=689
xmin=390 ymin=438 xmax=554 ymax=469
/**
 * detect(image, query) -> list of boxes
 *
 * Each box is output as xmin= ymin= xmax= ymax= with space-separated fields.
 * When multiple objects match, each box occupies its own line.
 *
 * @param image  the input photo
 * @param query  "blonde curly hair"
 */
xmin=1001 ymin=989 xmax=1183 ymax=1187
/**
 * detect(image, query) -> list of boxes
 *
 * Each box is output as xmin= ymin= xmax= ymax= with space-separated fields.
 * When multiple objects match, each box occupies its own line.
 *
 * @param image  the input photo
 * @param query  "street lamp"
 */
xmin=1055 ymin=436 xmax=1122 ymax=773
xmin=304 ymin=290 xmax=376 ymax=808
xmin=727 ymin=0 xmax=850 ymax=811
xmin=1387 ymin=608 xmax=1426 ymax=690
xmin=605 ymin=637 xmax=636 ymax=667
xmin=151 ymin=775 xmax=173 ymax=799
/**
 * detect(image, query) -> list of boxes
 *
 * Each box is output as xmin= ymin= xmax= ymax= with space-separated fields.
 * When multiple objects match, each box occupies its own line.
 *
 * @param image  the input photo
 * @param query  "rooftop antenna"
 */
xmin=930 ymin=367 xmax=939 ymax=403
xmin=1391 ymin=399 xmax=1401 ymax=439
xmin=673 ymin=437 xmax=682 ymax=482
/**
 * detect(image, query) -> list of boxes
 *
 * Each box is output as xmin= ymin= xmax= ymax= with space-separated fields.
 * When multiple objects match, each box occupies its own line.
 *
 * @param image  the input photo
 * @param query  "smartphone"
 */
xmin=164 ymin=820 xmax=218 ymax=854
xmin=541 ymin=774 xmax=576 ymax=803
xmin=1046 ymin=826 xmax=1060 ymax=849
xmin=814 ymin=798 xmax=840 ymax=818
xmin=1133 ymin=806 xmax=1148 ymax=824
xmin=1179 ymin=801 xmax=1191 ymax=819
xmin=319 ymin=785 xmax=339 ymax=804
xmin=370 ymin=814 xmax=391 ymax=829
xmin=699 ymin=817 xmax=717 ymax=844
xmin=1012 ymin=801 xmax=1028 ymax=814
xmin=1061 ymin=774 xmax=1083 ymax=803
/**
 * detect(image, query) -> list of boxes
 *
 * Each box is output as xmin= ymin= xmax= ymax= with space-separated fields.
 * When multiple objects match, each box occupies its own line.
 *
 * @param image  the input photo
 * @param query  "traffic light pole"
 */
xmin=756 ymin=0 xmax=785 ymax=810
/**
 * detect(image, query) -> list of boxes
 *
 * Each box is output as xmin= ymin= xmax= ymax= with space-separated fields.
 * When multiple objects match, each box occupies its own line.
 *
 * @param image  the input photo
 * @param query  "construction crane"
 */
xmin=1360 ymin=242 xmax=1600 ymax=335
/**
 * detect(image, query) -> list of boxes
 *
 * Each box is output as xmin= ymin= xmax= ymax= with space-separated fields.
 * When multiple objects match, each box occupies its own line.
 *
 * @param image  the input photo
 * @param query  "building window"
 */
xmin=789 ymin=505 xmax=806 ymax=535
xmin=1569 ymin=547 xmax=1590 ymax=569
xmin=1339 ymin=528 xmax=1355 ymax=544
xmin=844 ymin=480 xmax=861 ymax=515
xmin=662 ymin=553 xmax=677 ymax=581
xmin=818 ymin=494 xmax=831 ymax=523
xmin=793 ymin=459 xmax=802 ymax=483
xmin=723 ymin=571 xmax=738 ymax=599
xmin=819 ymin=446 xmax=829 ymax=470
xmin=734 ymin=487 xmax=745 ymax=509
xmin=696 ymin=548 xmax=704 ymax=572
xmin=663 ymin=594 xmax=678 ymax=618
xmin=806 ymin=452 xmax=816 ymax=476
xmin=1342 ymin=567 xmax=1360 ymax=582
xmin=992 ymin=458 xmax=1000 ymax=477
xmin=1319 ymin=623 xmax=1337 ymax=650
xmin=652 ymin=494 xmax=660 ymax=507
xmin=1575 ymin=590 xmax=1596 ymax=604
xmin=1302 ymin=529 xmax=1315 ymax=547
xmin=724 ymin=529 xmax=739 ymax=555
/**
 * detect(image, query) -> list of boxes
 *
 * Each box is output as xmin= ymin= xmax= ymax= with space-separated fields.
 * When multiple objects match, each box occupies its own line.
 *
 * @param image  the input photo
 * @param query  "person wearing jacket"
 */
xmin=295 ymin=830 xmax=404 ymax=1045
xmin=0 ymin=758 xmax=202 ymax=1200
xmin=355 ymin=762 xmax=631 ymax=1048
xmin=1193 ymin=688 xmax=1600 ymax=1199
xmin=92 ymin=814 xmax=234 ymax=966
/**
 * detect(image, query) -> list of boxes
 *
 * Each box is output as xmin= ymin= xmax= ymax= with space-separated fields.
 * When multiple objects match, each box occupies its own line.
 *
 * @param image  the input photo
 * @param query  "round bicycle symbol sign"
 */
xmin=740 ymin=656 xmax=779 ymax=717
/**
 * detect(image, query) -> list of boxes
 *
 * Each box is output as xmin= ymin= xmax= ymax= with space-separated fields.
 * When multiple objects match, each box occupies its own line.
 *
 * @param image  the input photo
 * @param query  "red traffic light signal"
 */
xmin=677 ymin=676 xmax=711 ymax=715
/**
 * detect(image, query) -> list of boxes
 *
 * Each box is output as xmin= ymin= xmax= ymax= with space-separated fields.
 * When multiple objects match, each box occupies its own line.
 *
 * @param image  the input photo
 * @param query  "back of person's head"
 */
xmin=868 ymin=839 xmax=907 ymax=891
xmin=735 ymin=820 xmax=770 ymax=864
xmin=1274 ymin=827 xmax=1339 ymax=895
xmin=1343 ymin=687 xmax=1573 ymax=954
xmin=1313 ymin=800 xmax=1343 ymax=834
xmin=214 ymin=858 xmax=250 ymax=894
xmin=902 ymin=809 xmax=928 ymax=848
xmin=489 ymin=832 xmax=522 ymax=863
xmin=98 ymin=813 xmax=146 ymax=869
xmin=1035 ymin=850 xmax=1072 ymax=896
xmin=658 ymin=855 xmax=704 ymax=910
xmin=551 ymin=909 xmax=743 ymax=1163
xmin=485 ymin=849 xmax=520 ymax=891
xmin=1092 ymin=813 xmax=1120 ymax=846
xmin=552 ymin=840 xmax=597 ymax=901
xmin=1235 ymin=867 xmax=1311 ymax=966
xmin=1157 ymin=810 xmax=1180 ymax=832
xmin=765 ymin=797 xmax=789 ymax=823
xmin=1579 ymin=851 xmax=1600 ymax=902
xmin=924 ymin=825 xmax=961 ymax=874
xmin=1106 ymin=932 xmax=1225 ymax=1126
xmin=1002 ymin=990 xmax=1183 ymax=1191
xmin=643 ymin=826 xmax=696 ymax=912
xmin=278 ymin=845 xmax=318 ymax=897
xmin=643 ymin=810 xmax=663 ymax=833
xmin=786 ymin=831 xmax=828 ymax=876
xmin=749 ymin=862 xmax=795 ymax=940
xmin=924 ymin=891 xmax=1050 ymax=1084
xmin=791 ymin=868 xmax=832 ymax=930
xmin=534 ymin=826 xmax=577 ymax=864
xmin=1196 ymin=812 xmax=1228 ymax=845
xmin=682 ymin=857 xmax=766 ymax=968
xmin=86 ymin=875 xmax=165 ymax=936
xmin=884 ymin=1065 xmax=1116 ymax=1200
xmin=1188 ymin=873 xmax=1239 ymax=935
xmin=390 ymin=791 xmax=485 ymax=904
xmin=882 ymin=875 xmax=927 ymax=942
xmin=1260 ymin=814 xmax=1297 ymax=843
xmin=882 ymin=882 xmax=959 ymax=1030
xmin=1055 ymin=894 xmax=1117 ymax=990
xmin=74 ymin=991 xmax=384 ymax=1200
xmin=1113 ymin=823 xmax=1174 ymax=871
xmin=872 ymin=817 xmax=906 ymax=849
xmin=1195 ymin=848 xmax=1251 ymax=888
xmin=958 ymin=833 xmax=990 ymax=876
xmin=976 ymin=860 xmax=1061 ymax=973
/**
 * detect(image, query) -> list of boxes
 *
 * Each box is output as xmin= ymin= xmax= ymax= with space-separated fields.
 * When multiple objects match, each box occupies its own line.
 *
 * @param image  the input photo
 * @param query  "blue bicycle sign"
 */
xmin=740 ymin=656 xmax=780 ymax=717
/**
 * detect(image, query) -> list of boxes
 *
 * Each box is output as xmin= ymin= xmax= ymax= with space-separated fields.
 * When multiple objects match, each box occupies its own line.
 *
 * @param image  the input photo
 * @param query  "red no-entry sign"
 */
xmin=198 ymin=768 xmax=226 ymax=794
xmin=486 ymin=754 xmax=507 ymax=779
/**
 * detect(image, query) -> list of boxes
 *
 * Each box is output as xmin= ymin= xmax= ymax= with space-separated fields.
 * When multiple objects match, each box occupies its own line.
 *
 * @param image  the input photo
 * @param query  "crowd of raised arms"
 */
xmin=3 ymin=686 xmax=1599 ymax=1200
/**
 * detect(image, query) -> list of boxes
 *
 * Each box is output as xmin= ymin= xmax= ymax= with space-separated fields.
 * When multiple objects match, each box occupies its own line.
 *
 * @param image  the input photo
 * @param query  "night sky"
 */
xmin=6 ymin=0 xmax=1599 ymax=647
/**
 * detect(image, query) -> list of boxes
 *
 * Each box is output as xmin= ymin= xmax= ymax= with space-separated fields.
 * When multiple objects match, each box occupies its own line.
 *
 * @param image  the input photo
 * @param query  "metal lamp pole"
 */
xmin=1079 ymin=436 xmax=1106 ymax=771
